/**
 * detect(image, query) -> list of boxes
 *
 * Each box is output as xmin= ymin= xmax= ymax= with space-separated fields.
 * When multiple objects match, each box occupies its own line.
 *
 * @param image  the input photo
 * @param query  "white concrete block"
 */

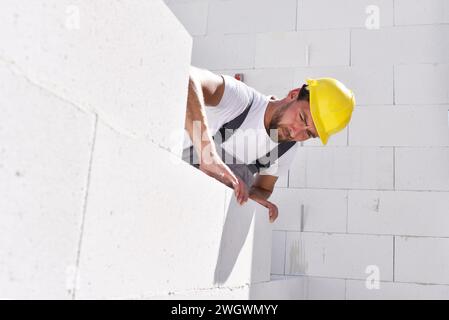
xmin=395 ymin=0 xmax=449 ymax=25
xmin=294 ymin=65 xmax=394 ymax=106
xmin=298 ymin=0 xmax=393 ymax=29
xmin=269 ymin=188 xmax=302 ymax=231
xmin=285 ymin=232 xmax=393 ymax=280
xmin=287 ymin=147 xmax=307 ymax=188
xmin=395 ymin=64 xmax=449 ymax=105
xmin=396 ymin=147 xmax=449 ymax=191
xmin=396 ymin=237 xmax=449 ymax=285
xmin=348 ymin=190 xmax=449 ymax=237
xmin=0 ymin=63 xmax=95 ymax=299
xmin=347 ymin=280 xmax=449 ymax=300
xmin=192 ymin=34 xmax=256 ymax=70
xmin=276 ymin=172 xmax=289 ymax=188
xmin=289 ymin=147 xmax=394 ymax=190
xmin=249 ymin=276 xmax=305 ymax=299
xmin=298 ymin=276 xmax=346 ymax=300
xmin=165 ymin=0 xmax=209 ymax=36
xmin=270 ymin=188 xmax=347 ymax=233
xmin=349 ymin=106 xmax=449 ymax=147
xmin=0 ymin=0 xmax=192 ymax=154
xmin=271 ymin=231 xmax=286 ymax=275
xmin=351 ymin=26 xmax=449 ymax=65
xmin=300 ymin=189 xmax=348 ymax=233
xmin=75 ymin=123 xmax=272 ymax=299
xmin=255 ymin=30 xmax=350 ymax=68
xmin=208 ymin=0 xmax=296 ymax=35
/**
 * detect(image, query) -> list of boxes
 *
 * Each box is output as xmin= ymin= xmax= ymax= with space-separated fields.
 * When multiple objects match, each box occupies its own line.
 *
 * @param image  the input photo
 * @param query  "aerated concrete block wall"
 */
xmin=165 ymin=0 xmax=449 ymax=299
xmin=1 ymin=0 xmax=275 ymax=300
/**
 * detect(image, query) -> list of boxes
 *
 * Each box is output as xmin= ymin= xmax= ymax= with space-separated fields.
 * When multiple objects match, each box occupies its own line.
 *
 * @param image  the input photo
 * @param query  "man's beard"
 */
xmin=268 ymin=101 xmax=293 ymax=143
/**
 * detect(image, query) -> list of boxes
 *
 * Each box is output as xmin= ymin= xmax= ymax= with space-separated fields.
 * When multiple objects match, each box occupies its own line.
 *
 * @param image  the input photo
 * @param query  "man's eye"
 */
xmin=301 ymin=114 xmax=307 ymax=126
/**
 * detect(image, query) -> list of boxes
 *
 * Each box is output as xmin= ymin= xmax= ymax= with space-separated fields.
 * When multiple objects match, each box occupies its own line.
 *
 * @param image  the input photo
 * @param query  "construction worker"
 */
xmin=183 ymin=66 xmax=355 ymax=223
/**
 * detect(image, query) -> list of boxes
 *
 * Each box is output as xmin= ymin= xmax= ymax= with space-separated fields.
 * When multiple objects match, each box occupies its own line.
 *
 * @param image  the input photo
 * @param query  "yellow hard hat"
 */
xmin=306 ymin=78 xmax=355 ymax=145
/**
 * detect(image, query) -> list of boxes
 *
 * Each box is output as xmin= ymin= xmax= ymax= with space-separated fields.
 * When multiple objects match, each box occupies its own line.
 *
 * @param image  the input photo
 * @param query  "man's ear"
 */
xmin=287 ymin=88 xmax=301 ymax=101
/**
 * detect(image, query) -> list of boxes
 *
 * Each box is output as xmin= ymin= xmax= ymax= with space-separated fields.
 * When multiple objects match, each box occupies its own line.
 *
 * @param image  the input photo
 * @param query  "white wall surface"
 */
xmin=1 ymin=0 xmax=279 ymax=300
xmin=165 ymin=0 xmax=449 ymax=299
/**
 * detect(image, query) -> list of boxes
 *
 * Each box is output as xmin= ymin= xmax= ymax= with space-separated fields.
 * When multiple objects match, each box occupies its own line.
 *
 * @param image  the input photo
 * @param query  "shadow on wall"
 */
xmin=180 ymin=146 xmax=259 ymax=286
xmin=180 ymin=113 xmax=272 ymax=290
xmin=213 ymin=197 xmax=257 ymax=285
xmin=180 ymin=148 xmax=271 ymax=289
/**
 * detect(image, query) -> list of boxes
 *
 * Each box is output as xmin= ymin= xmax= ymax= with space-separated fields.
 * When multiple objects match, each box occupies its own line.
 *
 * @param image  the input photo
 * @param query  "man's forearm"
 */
xmin=249 ymin=185 xmax=279 ymax=222
xmin=249 ymin=186 xmax=272 ymax=205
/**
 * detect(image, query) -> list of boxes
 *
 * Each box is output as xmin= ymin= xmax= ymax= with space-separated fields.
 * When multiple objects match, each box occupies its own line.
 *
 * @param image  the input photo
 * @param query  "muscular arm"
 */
xmin=249 ymin=186 xmax=272 ymax=202
xmin=249 ymin=174 xmax=277 ymax=201
xmin=184 ymin=66 xmax=224 ymax=157
xmin=184 ymin=66 xmax=249 ymax=205
xmin=249 ymin=174 xmax=279 ymax=223
xmin=249 ymin=174 xmax=276 ymax=207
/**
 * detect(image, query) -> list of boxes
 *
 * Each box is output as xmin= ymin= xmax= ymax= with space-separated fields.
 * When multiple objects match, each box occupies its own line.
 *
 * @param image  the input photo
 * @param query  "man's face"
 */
xmin=268 ymin=99 xmax=319 ymax=143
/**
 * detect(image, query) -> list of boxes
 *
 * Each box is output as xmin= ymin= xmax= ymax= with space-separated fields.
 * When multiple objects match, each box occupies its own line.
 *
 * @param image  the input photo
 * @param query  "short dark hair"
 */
xmin=297 ymin=84 xmax=309 ymax=102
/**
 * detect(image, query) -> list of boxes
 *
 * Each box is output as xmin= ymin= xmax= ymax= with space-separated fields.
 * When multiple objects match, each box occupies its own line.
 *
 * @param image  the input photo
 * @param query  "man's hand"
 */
xmin=266 ymin=201 xmax=278 ymax=223
xmin=199 ymin=150 xmax=249 ymax=205
xmin=248 ymin=190 xmax=279 ymax=223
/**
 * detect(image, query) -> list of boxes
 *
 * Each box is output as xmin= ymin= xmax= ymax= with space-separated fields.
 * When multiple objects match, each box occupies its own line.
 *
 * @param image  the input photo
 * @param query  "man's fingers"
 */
xmin=237 ymin=178 xmax=249 ymax=204
xmin=231 ymin=178 xmax=241 ymax=203
xmin=269 ymin=211 xmax=275 ymax=223
xmin=229 ymin=175 xmax=239 ymax=188
xmin=227 ymin=174 xmax=243 ymax=204
xmin=267 ymin=202 xmax=278 ymax=223
xmin=236 ymin=182 xmax=247 ymax=205
xmin=236 ymin=184 xmax=243 ymax=204
xmin=235 ymin=188 xmax=241 ymax=204
xmin=205 ymin=164 xmax=246 ymax=205
xmin=235 ymin=179 xmax=244 ymax=204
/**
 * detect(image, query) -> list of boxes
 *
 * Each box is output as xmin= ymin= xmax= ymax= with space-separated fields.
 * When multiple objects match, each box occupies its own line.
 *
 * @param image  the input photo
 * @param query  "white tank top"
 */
xmin=183 ymin=75 xmax=298 ymax=177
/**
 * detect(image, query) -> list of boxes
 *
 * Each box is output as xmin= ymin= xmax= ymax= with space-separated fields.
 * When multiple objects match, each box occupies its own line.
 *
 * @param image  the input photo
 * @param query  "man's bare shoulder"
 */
xmin=190 ymin=66 xmax=224 ymax=106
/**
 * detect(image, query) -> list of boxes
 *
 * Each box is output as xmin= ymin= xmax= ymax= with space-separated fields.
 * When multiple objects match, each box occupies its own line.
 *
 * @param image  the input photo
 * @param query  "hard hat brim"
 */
xmin=307 ymin=79 xmax=329 ymax=146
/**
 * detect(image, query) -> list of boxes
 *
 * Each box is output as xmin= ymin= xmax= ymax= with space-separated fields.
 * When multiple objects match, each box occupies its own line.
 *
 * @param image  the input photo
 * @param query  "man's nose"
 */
xmin=292 ymin=122 xmax=311 ymax=140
